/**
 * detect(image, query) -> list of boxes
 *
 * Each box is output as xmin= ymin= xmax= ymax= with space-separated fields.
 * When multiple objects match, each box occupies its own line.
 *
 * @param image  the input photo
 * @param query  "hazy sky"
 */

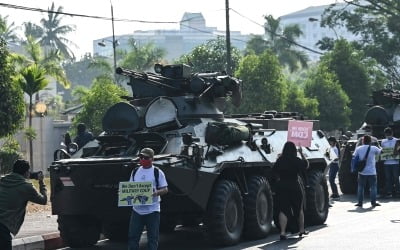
xmin=0 ymin=0 xmax=341 ymax=58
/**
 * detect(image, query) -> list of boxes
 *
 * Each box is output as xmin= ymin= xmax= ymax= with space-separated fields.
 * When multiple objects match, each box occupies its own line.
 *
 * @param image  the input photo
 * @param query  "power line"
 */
xmin=0 ymin=2 xmax=248 ymax=44
xmin=230 ymin=8 xmax=324 ymax=55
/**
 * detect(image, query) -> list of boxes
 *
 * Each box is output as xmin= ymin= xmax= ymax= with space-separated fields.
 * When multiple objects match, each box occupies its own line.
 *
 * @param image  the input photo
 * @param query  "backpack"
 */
xmin=131 ymin=167 xmax=160 ymax=188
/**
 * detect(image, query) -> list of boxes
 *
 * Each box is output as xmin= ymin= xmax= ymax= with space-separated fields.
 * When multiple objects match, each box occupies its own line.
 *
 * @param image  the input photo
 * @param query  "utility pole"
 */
xmin=225 ymin=0 xmax=232 ymax=75
xmin=111 ymin=3 xmax=118 ymax=84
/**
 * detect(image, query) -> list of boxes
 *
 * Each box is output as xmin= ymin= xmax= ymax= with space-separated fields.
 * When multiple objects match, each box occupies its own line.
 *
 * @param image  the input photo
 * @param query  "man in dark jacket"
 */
xmin=0 ymin=159 xmax=47 ymax=250
xmin=73 ymin=123 xmax=94 ymax=149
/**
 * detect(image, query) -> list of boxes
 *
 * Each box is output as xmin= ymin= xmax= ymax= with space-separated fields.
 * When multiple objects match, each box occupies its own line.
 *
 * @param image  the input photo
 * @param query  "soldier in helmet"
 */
xmin=73 ymin=123 xmax=94 ymax=149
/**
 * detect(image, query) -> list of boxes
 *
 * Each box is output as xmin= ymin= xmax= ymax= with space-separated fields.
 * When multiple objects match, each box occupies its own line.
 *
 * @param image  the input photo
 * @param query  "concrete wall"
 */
xmin=1 ymin=118 xmax=72 ymax=175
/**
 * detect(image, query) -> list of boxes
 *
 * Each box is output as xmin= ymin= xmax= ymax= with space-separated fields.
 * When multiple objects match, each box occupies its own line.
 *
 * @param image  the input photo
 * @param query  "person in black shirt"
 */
xmin=73 ymin=123 xmax=94 ymax=149
xmin=273 ymin=141 xmax=309 ymax=240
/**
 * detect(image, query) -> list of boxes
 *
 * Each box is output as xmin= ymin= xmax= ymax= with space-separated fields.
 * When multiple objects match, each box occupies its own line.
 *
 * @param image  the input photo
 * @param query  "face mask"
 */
xmin=140 ymin=159 xmax=152 ymax=168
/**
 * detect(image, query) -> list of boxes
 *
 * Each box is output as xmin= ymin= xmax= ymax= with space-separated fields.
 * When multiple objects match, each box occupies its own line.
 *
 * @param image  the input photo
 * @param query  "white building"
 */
xmin=279 ymin=3 xmax=358 ymax=61
xmin=93 ymin=12 xmax=250 ymax=63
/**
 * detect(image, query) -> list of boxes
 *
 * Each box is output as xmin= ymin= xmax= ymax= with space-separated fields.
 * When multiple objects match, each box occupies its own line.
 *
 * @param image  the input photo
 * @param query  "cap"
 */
xmin=140 ymin=148 xmax=154 ymax=158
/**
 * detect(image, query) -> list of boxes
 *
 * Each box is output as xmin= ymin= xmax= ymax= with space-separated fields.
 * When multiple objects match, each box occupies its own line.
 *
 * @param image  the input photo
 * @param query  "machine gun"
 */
xmin=116 ymin=64 xmax=242 ymax=107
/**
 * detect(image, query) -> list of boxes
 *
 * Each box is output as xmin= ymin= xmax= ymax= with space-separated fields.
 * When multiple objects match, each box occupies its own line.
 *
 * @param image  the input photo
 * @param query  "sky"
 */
xmin=0 ymin=0 xmax=341 ymax=58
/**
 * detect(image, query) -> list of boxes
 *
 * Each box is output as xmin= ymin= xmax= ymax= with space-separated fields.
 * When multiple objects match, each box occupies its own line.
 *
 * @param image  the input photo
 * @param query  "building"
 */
xmin=279 ymin=2 xmax=358 ymax=61
xmin=93 ymin=12 xmax=250 ymax=63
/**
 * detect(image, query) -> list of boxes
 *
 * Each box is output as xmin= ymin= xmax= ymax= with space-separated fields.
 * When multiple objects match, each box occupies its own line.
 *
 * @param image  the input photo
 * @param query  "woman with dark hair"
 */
xmin=273 ymin=141 xmax=309 ymax=240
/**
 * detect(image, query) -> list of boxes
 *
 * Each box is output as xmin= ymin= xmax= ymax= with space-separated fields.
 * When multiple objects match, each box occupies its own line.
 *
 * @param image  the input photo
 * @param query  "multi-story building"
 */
xmin=279 ymin=3 xmax=357 ymax=61
xmin=93 ymin=12 xmax=250 ymax=63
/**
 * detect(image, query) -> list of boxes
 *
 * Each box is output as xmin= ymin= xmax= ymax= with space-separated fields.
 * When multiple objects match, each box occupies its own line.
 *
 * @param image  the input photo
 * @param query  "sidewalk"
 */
xmin=12 ymin=212 xmax=64 ymax=250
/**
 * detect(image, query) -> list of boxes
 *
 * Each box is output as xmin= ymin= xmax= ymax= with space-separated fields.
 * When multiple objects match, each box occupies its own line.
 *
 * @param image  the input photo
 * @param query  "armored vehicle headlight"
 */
xmin=68 ymin=143 xmax=79 ymax=154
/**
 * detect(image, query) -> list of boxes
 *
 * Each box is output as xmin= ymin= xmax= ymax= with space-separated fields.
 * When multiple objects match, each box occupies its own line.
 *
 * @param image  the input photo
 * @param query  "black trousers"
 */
xmin=0 ymin=223 xmax=11 ymax=250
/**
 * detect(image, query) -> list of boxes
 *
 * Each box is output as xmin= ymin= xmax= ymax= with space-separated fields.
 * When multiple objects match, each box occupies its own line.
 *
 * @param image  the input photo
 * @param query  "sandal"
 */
xmin=299 ymin=231 xmax=309 ymax=237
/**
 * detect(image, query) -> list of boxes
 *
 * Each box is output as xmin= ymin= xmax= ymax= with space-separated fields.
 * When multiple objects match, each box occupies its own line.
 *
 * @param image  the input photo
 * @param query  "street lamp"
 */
xmin=308 ymin=17 xmax=339 ymax=40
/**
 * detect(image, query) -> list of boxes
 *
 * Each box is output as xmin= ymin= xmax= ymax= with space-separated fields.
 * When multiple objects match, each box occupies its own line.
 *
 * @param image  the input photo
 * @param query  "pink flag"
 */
xmin=287 ymin=120 xmax=313 ymax=147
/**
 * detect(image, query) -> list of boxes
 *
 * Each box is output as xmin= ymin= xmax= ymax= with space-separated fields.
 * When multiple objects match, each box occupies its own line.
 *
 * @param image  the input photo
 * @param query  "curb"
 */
xmin=12 ymin=232 xmax=65 ymax=250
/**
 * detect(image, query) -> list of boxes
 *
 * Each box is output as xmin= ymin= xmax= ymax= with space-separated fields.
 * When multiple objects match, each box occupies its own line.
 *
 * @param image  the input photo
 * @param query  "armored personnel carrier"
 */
xmin=50 ymin=64 xmax=332 ymax=248
xmin=339 ymin=88 xmax=400 ymax=194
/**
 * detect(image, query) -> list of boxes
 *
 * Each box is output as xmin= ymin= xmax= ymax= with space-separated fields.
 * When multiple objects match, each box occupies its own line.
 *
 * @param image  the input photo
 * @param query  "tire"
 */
xmin=58 ymin=215 xmax=101 ymax=248
xmin=338 ymin=144 xmax=357 ymax=194
xmin=243 ymin=176 xmax=273 ymax=239
xmin=205 ymin=180 xmax=244 ymax=246
xmin=103 ymin=220 xmax=129 ymax=241
xmin=305 ymin=170 xmax=329 ymax=225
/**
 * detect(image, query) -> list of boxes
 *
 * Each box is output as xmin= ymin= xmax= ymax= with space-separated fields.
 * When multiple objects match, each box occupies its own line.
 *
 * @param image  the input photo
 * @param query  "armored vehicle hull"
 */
xmin=50 ymin=65 xmax=332 ymax=247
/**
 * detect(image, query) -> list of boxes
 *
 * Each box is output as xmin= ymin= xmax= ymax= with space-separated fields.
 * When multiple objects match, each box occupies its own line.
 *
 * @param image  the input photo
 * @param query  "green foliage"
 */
xmin=16 ymin=64 xmax=49 ymax=97
xmin=234 ymin=51 xmax=287 ymax=113
xmin=262 ymin=15 xmax=309 ymax=72
xmin=24 ymin=127 xmax=37 ymax=141
xmin=304 ymin=65 xmax=351 ymax=131
xmin=39 ymin=2 xmax=76 ymax=60
xmin=322 ymin=0 xmax=400 ymax=83
xmin=0 ymin=15 xmax=18 ymax=43
xmin=0 ymin=136 xmax=22 ymax=174
xmin=0 ymin=38 xmax=25 ymax=137
xmin=74 ymin=76 xmax=129 ymax=135
xmin=176 ymin=37 xmax=242 ymax=73
xmin=285 ymin=82 xmax=319 ymax=119
xmin=321 ymin=40 xmax=370 ymax=129
xmin=120 ymin=39 xmax=166 ymax=71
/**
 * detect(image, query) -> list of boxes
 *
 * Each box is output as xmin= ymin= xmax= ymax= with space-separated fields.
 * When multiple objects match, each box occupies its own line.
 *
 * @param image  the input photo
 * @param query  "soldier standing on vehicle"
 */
xmin=380 ymin=127 xmax=400 ymax=198
xmin=128 ymin=148 xmax=168 ymax=250
xmin=0 ymin=160 xmax=47 ymax=250
xmin=73 ymin=123 xmax=94 ymax=149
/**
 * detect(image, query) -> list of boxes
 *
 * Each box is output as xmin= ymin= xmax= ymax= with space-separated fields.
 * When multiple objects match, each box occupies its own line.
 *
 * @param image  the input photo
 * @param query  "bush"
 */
xmin=0 ymin=136 xmax=22 ymax=175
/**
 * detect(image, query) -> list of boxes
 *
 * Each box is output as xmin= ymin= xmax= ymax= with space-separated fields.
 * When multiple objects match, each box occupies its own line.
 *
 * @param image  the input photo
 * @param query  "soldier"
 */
xmin=73 ymin=123 xmax=94 ymax=149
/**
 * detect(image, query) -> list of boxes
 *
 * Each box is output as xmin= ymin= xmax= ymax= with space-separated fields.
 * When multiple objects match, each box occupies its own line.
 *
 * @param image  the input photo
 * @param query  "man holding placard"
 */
xmin=127 ymin=148 xmax=168 ymax=250
xmin=380 ymin=127 xmax=400 ymax=198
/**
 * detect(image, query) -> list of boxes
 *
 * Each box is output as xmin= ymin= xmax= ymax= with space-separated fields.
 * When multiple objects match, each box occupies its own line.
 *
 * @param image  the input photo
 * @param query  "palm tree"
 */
xmin=120 ymin=39 xmax=166 ymax=71
xmin=23 ymin=22 xmax=43 ymax=41
xmin=39 ymin=2 xmax=76 ymax=60
xmin=263 ymin=15 xmax=309 ymax=72
xmin=0 ymin=15 xmax=18 ymax=43
xmin=15 ymin=64 xmax=49 ymax=167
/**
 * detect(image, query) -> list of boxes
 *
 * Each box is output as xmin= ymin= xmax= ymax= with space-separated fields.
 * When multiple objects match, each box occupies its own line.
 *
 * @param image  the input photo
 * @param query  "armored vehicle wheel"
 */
xmin=205 ymin=180 xmax=244 ymax=246
xmin=103 ymin=220 xmax=129 ymax=241
xmin=338 ymin=145 xmax=357 ymax=194
xmin=305 ymin=170 xmax=329 ymax=225
xmin=243 ymin=176 xmax=273 ymax=239
xmin=58 ymin=215 xmax=101 ymax=248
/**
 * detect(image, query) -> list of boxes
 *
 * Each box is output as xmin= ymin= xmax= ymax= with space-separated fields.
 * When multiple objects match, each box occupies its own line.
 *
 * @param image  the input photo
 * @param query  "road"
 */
xmin=57 ymin=194 xmax=400 ymax=250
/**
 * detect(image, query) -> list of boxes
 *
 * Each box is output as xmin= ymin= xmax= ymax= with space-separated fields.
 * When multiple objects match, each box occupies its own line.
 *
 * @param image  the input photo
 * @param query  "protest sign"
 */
xmin=287 ymin=120 xmax=313 ymax=147
xmin=118 ymin=181 xmax=153 ymax=207
xmin=380 ymin=148 xmax=400 ymax=161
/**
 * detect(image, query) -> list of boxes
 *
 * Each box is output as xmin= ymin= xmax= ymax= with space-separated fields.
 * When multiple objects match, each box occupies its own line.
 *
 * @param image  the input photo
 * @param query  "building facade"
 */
xmin=93 ymin=12 xmax=250 ymax=63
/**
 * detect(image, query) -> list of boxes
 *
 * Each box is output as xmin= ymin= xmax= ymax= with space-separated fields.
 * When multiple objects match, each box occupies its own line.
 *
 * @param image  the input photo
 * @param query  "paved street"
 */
xmin=55 ymin=194 xmax=400 ymax=250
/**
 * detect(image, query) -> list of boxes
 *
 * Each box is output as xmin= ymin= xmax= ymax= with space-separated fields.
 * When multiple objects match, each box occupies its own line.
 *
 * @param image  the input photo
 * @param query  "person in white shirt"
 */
xmin=128 ymin=148 xmax=168 ymax=250
xmin=327 ymin=137 xmax=340 ymax=199
xmin=380 ymin=127 xmax=400 ymax=198
xmin=353 ymin=135 xmax=382 ymax=208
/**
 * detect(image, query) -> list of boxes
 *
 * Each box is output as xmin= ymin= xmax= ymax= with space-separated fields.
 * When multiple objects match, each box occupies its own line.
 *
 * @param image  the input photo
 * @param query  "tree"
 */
xmin=74 ymin=76 xmax=129 ymax=135
xmin=23 ymin=22 xmax=43 ymax=41
xmin=304 ymin=65 xmax=351 ymax=131
xmin=0 ymin=15 xmax=18 ymax=43
xmin=285 ymin=81 xmax=319 ymax=119
xmin=244 ymin=35 xmax=269 ymax=55
xmin=39 ymin=2 xmax=76 ymax=60
xmin=177 ymin=37 xmax=242 ymax=73
xmin=120 ymin=39 xmax=166 ymax=71
xmin=0 ymin=38 xmax=25 ymax=138
xmin=15 ymin=64 xmax=49 ymax=166
xmin=321 ymin=40 xmax=371 ymax=129
xmin=322 ymin=0 xmax=400 ymax=83
xmin=263 ymin=15 xmax=309 ymax=72
xmin=234 ymin=50 xmax=287 ymax=113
